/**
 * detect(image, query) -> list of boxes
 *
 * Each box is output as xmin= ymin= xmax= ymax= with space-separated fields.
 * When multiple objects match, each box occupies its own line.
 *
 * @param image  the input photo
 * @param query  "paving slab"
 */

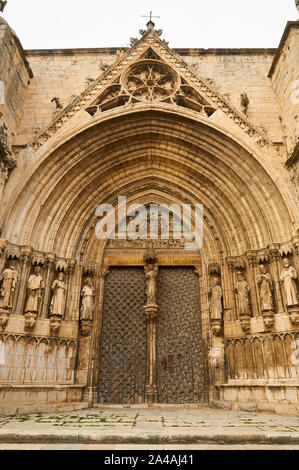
xmin=0 ymin=406 xmax=298 ymax=446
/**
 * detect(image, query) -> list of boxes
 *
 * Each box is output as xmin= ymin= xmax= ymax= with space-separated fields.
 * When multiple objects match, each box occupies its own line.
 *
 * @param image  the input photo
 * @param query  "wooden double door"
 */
xmin=98 ymin=266 xmax=206 ymax=404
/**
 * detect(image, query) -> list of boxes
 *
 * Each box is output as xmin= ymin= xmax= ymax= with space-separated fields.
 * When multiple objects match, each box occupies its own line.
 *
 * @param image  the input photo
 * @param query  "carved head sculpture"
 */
xmin=237 ymin=271 xmax=244 ymax=282
xmin=283 ymin=258 xmax=290 ymax=268
xmin=8 ymin=263 xmax=15 ymax=271
xmin=58 ymin=272 xmax=65 ymax=281
xmin=259 ymin=264 xmax=266 ymax=274
xmin=85 ymin=277 xmax=93 ymax=287
xmin=34 ymin=266 xmax=41 ymax=275
xmin=211 ymin=277 xmax=219 ymax=287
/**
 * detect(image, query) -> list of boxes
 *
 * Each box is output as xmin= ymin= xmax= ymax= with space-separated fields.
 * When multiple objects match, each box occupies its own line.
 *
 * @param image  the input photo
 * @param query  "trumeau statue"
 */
xmin=209 ymin=277 xmax=223 ymax=321
xmin=50 ymin=272 xmax=67 ymax=317
xmin=0 ymin=263 xmax=19 ymax=310
xmin=256 ymin=264 xmax=274 ymax=312
xmin=144 ymin=263 xmax=158 ymax=306
xmin=25 ymin=266 xmax=45 ymax=315
xmin=235 ymin=271 xmax=251 ymax=316
xmin=80 ymin=277 xmax=95 ymax=321
xmin=279 ymin=258 xmax=298 ymax=307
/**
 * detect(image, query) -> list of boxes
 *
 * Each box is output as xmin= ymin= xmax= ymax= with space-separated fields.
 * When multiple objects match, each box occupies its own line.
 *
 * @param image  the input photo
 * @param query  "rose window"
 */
xmin=122 ymin=61 xmax=180 ymax=102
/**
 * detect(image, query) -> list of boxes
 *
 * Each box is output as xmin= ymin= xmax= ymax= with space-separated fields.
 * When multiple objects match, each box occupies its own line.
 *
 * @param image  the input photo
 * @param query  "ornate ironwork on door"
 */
xmin=98 ymin=268 xmax=147 ymax=404
xmin=156 ymin=267 xmax=207 ymax=403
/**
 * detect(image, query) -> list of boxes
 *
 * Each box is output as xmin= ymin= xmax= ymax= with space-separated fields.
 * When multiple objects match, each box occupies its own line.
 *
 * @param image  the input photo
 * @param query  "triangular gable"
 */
xmin=29 ymin=24 xmax=272 ymax=151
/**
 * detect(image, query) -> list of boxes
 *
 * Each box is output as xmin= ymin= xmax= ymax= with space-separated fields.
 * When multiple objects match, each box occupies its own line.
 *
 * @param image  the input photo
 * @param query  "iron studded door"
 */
xmin=156 ymin=267 xmax=207 ymax=403
xmin=98 ymin=267 xmax=147 ymax=404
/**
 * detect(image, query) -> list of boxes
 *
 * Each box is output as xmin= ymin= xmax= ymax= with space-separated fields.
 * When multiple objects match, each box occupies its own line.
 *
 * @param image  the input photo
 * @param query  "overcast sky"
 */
xmin=1 ymin=0 xmax=298 ymax=50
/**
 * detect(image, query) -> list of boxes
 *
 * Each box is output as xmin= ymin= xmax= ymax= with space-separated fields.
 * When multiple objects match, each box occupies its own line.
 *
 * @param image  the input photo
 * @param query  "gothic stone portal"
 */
xmin=98 ymin=266 xmax=206 ymax=404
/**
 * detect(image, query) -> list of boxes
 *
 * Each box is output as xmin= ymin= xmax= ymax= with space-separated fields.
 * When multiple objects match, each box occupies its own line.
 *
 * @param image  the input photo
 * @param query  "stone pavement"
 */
xmin=0 ymin=406 xmax=298 ymax=448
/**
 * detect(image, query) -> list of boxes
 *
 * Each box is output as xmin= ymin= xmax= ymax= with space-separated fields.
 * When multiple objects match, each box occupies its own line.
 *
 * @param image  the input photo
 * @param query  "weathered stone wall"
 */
xmin=14 ymin=48 xmax=285 ymax=147
xmin=0 ymin=19 xmax=32 ymax=146
xmin=270 ymin=22 xmax=299 ymax=155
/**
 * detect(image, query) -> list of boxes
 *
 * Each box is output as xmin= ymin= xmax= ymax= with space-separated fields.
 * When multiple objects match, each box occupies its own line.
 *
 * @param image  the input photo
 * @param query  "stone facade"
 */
xmin=0 ymin=15 xmax=298 ymax=415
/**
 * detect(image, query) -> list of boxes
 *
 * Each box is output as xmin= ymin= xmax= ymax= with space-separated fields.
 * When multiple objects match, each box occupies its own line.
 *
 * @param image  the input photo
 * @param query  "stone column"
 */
xmin=64 ymin=259 xmax=76 ymax=322
xmin=246 ymin=251 xmax=259 ymax=317
xmin=0 ymin=239 xmax=8 ymax=273
xmin=226 ymin=258 xmax=238 ymax=321
xmin=269 ymin=245 xmax=284 ymax=313
xmin=144 ymin=304 xmax=158 ymax=404
xmin=83 ymin=265 xmax=109 ymax=405
xmin=14 ymin=246 xmax=32 ymax=315
xmin=40 ymin=253 xmax=55 ymax=319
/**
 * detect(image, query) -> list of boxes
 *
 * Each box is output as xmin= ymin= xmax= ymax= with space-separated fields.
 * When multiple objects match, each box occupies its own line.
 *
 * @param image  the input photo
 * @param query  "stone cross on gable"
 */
xmin=141 ymin=11 xmax=160 ymax=23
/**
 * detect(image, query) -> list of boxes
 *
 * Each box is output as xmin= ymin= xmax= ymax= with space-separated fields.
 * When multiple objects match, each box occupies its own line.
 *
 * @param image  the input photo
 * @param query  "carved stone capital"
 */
xmin=45 ymin=253 xmax=56 ymax=269
xmin=246 ymin=251 xmax=258 ymax=267
xmin=194 ymin=265 xmax=202 ymax=277
xmin=234 ymin=260 xmax=246 ymax=271
xmin=0 ymin=239 xmax=8 ymax=257
xmin=20 ymin=246 xmax=33 ymax=263
xmin=99 ymin=266 xmax=110 ymax=279
xmin=208 ymin=263 xmax=221 ymax=275
xmin=32 ymin=254 xmax=45 ymax=266
xmin=6 ymin=246 xmax=20 ymax=260
xmin=226 ymin=257 xmax=235 ymax=273
xmin=269 ymin=245 xmax=280 ymax=261
xmin=56 ymin=259 xmax=68 ymax=272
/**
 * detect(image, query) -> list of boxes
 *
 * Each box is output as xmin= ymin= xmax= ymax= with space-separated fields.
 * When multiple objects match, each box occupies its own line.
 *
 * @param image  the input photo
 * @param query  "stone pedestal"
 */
xmin=144 ymin=304 xmax=158 ymax=404
xmin=211 ymin=319 xmax=222 ymax=336
xmin=261 ymin=310 xmax=275 ymax=329
xmin=24 ymin=312 xmax=37 ymax=330
xmin=80 ymin=319 xmax=93 ymax=337
xmin=0 ymin=308 xmax=9 ymax=330
xmin=240 ymin=314 xmax=251 ymax=332
xmin=289 ymin=307 xmax=299 ymax=325
xmin=49 ymin=314 xmax=62 ymax=332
